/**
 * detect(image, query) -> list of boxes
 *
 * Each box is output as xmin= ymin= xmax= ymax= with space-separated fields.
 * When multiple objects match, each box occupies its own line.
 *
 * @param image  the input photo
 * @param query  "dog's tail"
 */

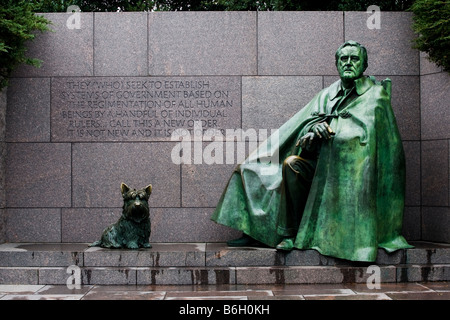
xmin=89 ymin=240 xmax=102 ymax=247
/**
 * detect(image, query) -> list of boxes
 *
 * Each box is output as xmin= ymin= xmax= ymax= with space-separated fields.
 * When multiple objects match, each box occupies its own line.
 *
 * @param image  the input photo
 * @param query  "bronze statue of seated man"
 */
xmin=211 ymin=41 xmax=413 ymax=262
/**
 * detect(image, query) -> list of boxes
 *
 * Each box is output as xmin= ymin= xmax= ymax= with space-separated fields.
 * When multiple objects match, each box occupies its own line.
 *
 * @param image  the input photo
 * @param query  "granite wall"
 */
xmin=420 ymin=53 xmax=450 ymax=243
xmin=0 ymin=88 xmax=6 ymax=243
xmin=1 ymin=11 xmax=448 ymax=244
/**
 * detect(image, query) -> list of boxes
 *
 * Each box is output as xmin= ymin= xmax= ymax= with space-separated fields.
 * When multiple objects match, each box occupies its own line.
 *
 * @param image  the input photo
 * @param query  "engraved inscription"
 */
xmin=51 ymin=77 xmax=241 ymax=141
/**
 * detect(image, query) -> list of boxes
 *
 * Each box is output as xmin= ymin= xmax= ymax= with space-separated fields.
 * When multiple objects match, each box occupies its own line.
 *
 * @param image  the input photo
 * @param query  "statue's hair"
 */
xmin=335 ymin=40 xmax=368 ymax=71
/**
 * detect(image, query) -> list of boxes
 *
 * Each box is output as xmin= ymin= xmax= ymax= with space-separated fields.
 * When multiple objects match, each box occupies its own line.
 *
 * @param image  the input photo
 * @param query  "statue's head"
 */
xmin=335 ymin=40 xmax=368 ymax=82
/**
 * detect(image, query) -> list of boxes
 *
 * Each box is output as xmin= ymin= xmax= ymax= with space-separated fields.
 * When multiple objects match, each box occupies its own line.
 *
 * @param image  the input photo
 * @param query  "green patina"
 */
xmin=211 ymin=41 xmax=413 ymax=262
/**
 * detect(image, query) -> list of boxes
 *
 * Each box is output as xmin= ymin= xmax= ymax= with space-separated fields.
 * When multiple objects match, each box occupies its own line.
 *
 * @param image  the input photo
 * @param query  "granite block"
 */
xmin=292 ymin=249 xmax=407 ymax=266
xmin=406 ymin=243 xmax=450 ymax=264
xmin=258 ymin=12 xmax=343 ymax=76
xmin=0 ymin=143 xmax=4 ymax=205
xmin=148 ymin=11 xmax=256 ymax=75
xmin=421 ymin=140 xmax=448 ymax=206
xmin=0 ymin=96 xmax=4 ymax=242
xmin=182 ymin=162 xmax=235 ymax=208
xmin=0 ymin=126 xmax=4 ymax=209
xmin=39 ymin=267 xmax=137 ymax=285
xmin=0 ymin=209 xmax=5 ymax=244
xmin=0 ymin=243 xmax=82 ymax=267
xmin=236 ymin=265 xmax=396 ymax=284
xmin=242 ymin=76 xmax=323 ymax=131
xmin=15 ymin=243 xmax=87 ymax=252
xmin=50 ymin=76 xmax=241 ymax=142
xmin=389 ymin=76 xmax=420 ymax=141
xmin=421 ymin=72 xmax=450 ymax=140
xmin=61 ymin=208 xmax=121 ymax=243
xmin=84 ymin=243 xmax=205 ymax=267
xmin=344 ymin=12 xmax=419 ymax=76
xmin=402 ymin=207 xmax=421 ymax=241
xmin=182 ymin=140 xmax=279 ymax=170
xmin=94 ymin=13 xmax=147 ymax=76
xmin=339 ymin=266 xmax=397 ymax=284
xmin=12 ymin=13 xmax=93 ymax=77
xmin=5 ymin=143 xmax=71 ymax=208
xmin=422 ymin=207 xmax=450 ymax=243
xmin=137 ymin=267 xmax=235 ymax=285
xmin=5 ymin=209 xmax=61 ymax=243
xmin=0 ymin=89 xmax=5 ymax=224
xmin=235 ymin=266 xmax=345 ymax=284
xmin=150 ymin=208 xmax=241 ymax=243
xmin=375 ymin=250 xmax=405 ymax=265
xmin=404 ymin=141 xmax=421 ymax=206
xmin=0 ymin=88 xmax=6 ymax=142
xmin=397 ymin=265 xmax=450 ymax=282
xmin=420 ymin=52 xmax=443 ymax=75
xmin=38 ymin=267 xmax=76 ymax=285
xmin=0 ymin=267 xmax=38 ymax=285
xmin=72 ymin=142 xmax=180 ymax=208
xmin=206 ymin=243 xmax=285 ymax=267
xmin=81 ymin=267 xmax=136 ymax=285
xmin=284 ymin=250 xmax=322 ymax=266
xmin=6 ymin=78 xmax=50 ymax=142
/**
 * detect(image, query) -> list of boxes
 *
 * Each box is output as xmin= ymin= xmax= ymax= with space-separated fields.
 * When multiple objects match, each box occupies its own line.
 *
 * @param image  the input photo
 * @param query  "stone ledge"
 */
xmin=1 ymin=265 xmax=448 ymax=285
xmin=0 ymin=241 xmax=448 ymax=285
xmin=0 ymin=241 xmax=448 ymax=267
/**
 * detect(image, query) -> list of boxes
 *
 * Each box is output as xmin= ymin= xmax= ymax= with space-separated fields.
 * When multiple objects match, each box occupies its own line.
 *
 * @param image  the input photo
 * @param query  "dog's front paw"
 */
xmin=127 ymin=242 xmax=139 ymax=250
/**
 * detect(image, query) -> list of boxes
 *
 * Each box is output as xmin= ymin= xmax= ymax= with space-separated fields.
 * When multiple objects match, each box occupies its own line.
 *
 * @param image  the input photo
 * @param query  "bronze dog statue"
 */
xmin=90 ymin=183 xmax=152 ymax=249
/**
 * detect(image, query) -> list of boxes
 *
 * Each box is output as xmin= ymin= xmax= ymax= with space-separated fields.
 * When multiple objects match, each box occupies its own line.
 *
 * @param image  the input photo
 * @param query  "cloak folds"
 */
xmin=211 ymin=76 xmax=413 ymax=262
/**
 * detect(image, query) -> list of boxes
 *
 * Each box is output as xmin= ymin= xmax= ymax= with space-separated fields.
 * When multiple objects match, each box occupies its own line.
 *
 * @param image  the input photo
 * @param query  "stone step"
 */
xmin=1 ymin=265 xmax=449 ymax=285
xmin=0 ymin=242 xmax=449 ymax=285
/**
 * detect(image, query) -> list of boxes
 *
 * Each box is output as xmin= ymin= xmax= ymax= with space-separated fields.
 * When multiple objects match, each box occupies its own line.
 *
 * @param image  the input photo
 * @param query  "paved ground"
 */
xmin=0 ymin=282 xmax=448 ymax=300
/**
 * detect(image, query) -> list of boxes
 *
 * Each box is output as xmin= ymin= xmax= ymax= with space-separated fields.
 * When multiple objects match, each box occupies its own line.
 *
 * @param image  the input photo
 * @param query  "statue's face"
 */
xmin=336 ymin=46 xmax=365 ymax=81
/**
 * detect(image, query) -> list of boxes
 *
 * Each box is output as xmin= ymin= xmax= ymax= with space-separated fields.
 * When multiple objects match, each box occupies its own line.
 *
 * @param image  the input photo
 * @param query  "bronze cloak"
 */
xmin=211 ymin=76 xmax=413 ymax=262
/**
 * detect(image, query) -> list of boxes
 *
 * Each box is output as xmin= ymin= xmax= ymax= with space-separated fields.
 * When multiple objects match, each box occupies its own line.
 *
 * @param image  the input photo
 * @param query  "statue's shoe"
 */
xmin=227 ymin=234 xmax=262 ymax=247
xmin=275 ymin=238 xmax=294 ymax=251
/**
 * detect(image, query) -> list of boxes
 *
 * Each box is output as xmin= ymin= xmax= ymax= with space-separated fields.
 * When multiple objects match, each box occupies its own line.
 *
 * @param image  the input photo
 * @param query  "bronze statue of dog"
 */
xmin=90 ymin=183 xmax=152 ymax=249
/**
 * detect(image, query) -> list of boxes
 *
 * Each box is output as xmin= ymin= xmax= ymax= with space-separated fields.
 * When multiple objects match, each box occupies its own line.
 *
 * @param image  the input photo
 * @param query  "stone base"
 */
xmin=0 ymin=242 xmax=448 ymax=285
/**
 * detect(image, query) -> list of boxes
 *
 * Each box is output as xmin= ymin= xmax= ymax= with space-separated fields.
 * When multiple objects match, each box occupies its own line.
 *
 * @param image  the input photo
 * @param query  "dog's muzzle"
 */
xmin=127 ymin=201 xmax=149 ymax=223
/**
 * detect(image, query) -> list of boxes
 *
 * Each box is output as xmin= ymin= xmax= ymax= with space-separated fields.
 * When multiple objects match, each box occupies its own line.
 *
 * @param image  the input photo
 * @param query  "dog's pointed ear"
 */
xmin=144 ymin=184 xmax=152 ymax=195
xmin=121 ymin=183 xmax=130 ymax=195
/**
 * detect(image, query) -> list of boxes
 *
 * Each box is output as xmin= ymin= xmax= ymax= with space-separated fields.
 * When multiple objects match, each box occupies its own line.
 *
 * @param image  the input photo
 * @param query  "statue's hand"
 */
xmin=311 ymin=122 xmax=335 ymax=140
xmin=298 ymin=122 xmax=335 ymax=150
xmin=299 ymin=132 xmax=316 ymax=149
